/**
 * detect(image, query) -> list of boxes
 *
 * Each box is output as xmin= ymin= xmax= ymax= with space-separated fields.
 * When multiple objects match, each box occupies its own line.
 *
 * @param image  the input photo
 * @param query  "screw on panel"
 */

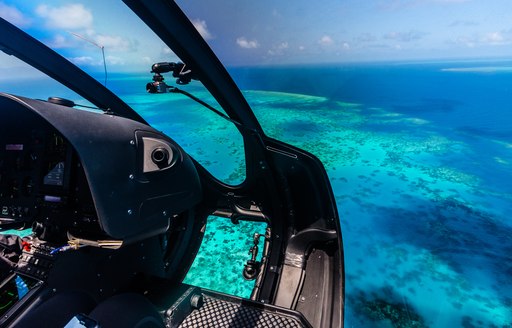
xmin=130 ymin=140 xmax=135 ymax=145
xmin=127 ymin=209 xmax=133 ymax=215
xmin=129 ymin=174 xmax=134 ymax=180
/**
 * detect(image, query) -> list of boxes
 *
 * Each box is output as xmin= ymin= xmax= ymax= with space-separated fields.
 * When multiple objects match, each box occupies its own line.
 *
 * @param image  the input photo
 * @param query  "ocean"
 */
xmin=1 ymin=60 xmax=511 ymax=327
xmin=230 ymin=62 xmax=512 ymax=327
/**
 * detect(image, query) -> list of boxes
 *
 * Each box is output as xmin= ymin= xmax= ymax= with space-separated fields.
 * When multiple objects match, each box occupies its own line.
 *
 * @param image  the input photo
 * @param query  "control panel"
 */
xmin=0 ymin=273 xmax=42 ymax=325
xmin=0 ymin=129 xmax=47 ymax=227
xmin=0 ymin=93 xmax=202 ymax=243
xmin=17 ymin=239 xmax=56 ymax=280
xmin=0 ymin=113 xmax=100 ymax=242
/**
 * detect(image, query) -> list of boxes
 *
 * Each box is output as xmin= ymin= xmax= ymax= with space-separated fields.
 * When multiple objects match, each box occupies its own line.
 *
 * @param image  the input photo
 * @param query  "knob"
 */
xmin=151 ymin=148 xmax=169 ymax=168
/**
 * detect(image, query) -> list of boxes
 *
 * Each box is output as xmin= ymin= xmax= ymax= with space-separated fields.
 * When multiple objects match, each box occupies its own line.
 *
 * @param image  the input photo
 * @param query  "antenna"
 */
xmin=69 ymin=32 xmax=108 ymax=87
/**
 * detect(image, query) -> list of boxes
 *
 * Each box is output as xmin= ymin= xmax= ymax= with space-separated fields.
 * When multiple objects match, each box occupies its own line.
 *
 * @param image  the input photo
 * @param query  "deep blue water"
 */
xmin=1 ymin=61 xmax=512 ymax=327
xmin=202 ymin=62 xmax=512 ymax=327
xmin=229 ymin=62 xmax=512 ymax=195
xmin=230 ymin=61 xmax=512 ymax=138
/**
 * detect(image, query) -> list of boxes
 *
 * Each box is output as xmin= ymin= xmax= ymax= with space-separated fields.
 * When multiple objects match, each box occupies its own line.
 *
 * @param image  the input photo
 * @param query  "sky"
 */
xmin=1 ymin=0 xmax=512 ymax=73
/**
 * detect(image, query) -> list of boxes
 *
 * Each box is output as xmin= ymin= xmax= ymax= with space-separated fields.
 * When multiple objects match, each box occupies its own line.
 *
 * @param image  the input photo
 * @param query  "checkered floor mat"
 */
xmin=178 ymin=296 xmax=304 ymax=328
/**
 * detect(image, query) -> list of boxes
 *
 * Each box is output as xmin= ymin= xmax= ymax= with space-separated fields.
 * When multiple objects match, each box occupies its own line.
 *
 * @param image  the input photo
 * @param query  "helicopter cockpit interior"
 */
xmin=0 ymin=92 xmax=204 ymax=326
xmin=0 ymin=1 xmax=343 ymax=327
xmin=0 ymin=92 xmax=338 ymax=328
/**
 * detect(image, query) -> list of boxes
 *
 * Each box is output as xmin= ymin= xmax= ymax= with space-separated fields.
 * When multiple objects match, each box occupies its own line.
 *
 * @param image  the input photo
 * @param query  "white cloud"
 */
xmin=68 ymin=54 xmax=123 ymax=66
xmin=451 ymin=29 xmax=512 ymax=48
xmin=36 ymin=3 xmax=93 ymax=30
xmin=191 ymin=19 xmax=213 ymax=40
xmin=481 ymin=30 xmax=512 ymax=46
xmin=236 ymin=37 xmax=259 ymax=49
xmin=160 ymin=47 xmax=179 ymax=61
xmin=94 ymin=34 xmax=136 ymax=52
xmin=36 ymin=3 xmax=137 ymax=55
xmin=319 ymin=35 xmax=334 ymax=46
xmin=485 ymin=32 xmax=505 ymax=45
xmin=106 ymin=55 xmax=125 ymax=65
xmin=268 ymin=42 xmax=289 ymax=56
xmin=64 ymin=31 xmax=137 ymax=54
xmin=0 ymin=2 xmax=31 ymax=27
xmin=46 ymin=34 xmax=71 ymax=48
xmin=342 ymin=42 xmax=350 ymax=50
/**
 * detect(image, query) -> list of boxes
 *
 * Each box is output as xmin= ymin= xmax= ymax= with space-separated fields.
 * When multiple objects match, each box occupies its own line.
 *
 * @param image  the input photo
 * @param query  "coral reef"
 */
xmin=350 ymin=288 xmax=427 ymax=328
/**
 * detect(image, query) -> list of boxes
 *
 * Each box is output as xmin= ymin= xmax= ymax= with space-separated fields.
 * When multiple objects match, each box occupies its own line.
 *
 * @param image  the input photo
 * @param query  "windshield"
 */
xmin=0 ymin=1 xmax=246 ymax=185
xmin=176 ymin=1 xmax=512 ymax=327
xmin=2 ymin=1 xmax=512 ymax=327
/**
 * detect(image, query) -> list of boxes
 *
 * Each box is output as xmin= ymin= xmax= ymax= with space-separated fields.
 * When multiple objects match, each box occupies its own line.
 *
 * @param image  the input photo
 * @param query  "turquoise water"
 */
xmin=242 ymin=89 xmax=512 ymax=327
xmin=1 ymin=61 xmax=511 ymax=327
xmin=183 ymin=216 xmax=267 ymax=299
xmin=1 ymin=229 xmax=32 ymax=238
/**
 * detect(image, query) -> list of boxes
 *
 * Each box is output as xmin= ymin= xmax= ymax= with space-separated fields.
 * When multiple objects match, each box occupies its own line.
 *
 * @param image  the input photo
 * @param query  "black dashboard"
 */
xmin=0 ymin=93 xmax=202 ymax=244
xmin=0 ymin=92 xmax=205 ymax=326
xmin=0 ymin=117 xmax=97 ymax=242
xmin=0 ymin=98 xmax=92 ymax=241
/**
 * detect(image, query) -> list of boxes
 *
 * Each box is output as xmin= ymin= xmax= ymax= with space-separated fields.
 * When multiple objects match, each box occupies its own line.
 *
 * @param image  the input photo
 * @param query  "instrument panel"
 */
xmin=0 ymin=119 xmax=99 ymax=241
xmin=0 ymin=131 xmax=63 ymax=221
xmin=0 ymin=93 xmax=201 ymax=243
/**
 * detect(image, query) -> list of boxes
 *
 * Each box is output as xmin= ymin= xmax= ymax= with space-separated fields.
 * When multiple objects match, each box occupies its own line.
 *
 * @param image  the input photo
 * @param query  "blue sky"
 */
xmin=1 ymin=0 xmax=512 ymax=72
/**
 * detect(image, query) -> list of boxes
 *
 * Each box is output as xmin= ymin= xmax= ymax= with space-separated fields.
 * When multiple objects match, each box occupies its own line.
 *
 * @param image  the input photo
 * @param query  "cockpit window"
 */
xmin=0 ymin=1 xmax=246 ymax=185
xmin=119 ymin=80 xmax=246 ymax=184
xmin=176 ymin=1 xmax=512 ymax=327
xmin=0 ymin=52 xmax=87 ymax=104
